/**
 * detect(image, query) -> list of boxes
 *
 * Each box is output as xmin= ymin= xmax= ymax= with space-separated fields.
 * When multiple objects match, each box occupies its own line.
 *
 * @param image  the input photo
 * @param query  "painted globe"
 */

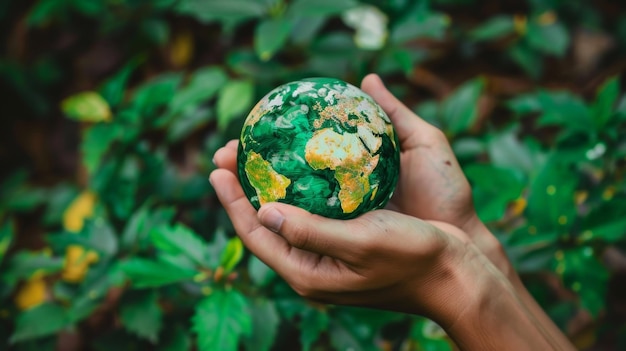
xmin=237 ymin=77 xmax=400 ymax=219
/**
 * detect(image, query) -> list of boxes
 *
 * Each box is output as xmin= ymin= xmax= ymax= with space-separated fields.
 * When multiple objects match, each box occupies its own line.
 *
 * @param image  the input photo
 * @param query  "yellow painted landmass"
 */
xmin=245 ymin=151 xmax=291 ymax=205
xmin=305 ymin=128 xmax=380 ymax=213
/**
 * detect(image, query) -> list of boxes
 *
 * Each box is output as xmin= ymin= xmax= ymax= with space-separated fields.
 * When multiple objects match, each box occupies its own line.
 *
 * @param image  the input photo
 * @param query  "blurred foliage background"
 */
xmin=1 ymin=0 xmax=625 ymax=350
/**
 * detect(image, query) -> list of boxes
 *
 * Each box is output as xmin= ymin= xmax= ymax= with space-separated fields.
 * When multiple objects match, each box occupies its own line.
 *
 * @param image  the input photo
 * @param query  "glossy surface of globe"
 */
xmin=237 ymin=78 xmax=400 ymax=219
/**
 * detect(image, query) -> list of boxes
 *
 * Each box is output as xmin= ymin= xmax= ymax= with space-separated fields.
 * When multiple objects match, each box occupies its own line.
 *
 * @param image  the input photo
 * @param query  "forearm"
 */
xmin=437 ymin=249 xmax=568 ymax=350
xmin=464 ymin=218 xmax=576 ymax=350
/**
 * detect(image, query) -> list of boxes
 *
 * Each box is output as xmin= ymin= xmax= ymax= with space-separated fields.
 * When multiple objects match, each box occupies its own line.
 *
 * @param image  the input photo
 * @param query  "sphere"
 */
xmin=237 ymin=77 xmax=400 ymax=219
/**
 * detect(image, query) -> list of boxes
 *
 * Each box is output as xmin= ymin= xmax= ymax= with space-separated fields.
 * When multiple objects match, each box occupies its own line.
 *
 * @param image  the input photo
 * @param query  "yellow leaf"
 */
xmin=61 ymin=245 xmax=99 ymax=283
xmin=14 ymin=273 xmax=47 ymax=310
xmin=513 ymin=14 xmax=527 ymax=35
xmin=509 ymin=197 xmax=527 ymax=216
xmin=63 ymin=191 xmax=96 ymax=233
xmin=61 ymin=92 xmax=112 ymax=122
xmin=537 ymin=11 xmax=557 ymax=26
xmin=170 ymin=30 xmax=194 ymax=68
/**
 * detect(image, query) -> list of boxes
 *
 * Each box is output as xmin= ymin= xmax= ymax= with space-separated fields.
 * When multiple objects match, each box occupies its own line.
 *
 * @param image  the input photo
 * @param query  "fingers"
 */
xmin=209 ymin=169 xmax=291 ymax=271
xmin=213 ymin=139 xmax=238 ymax=174
xmin=257 ymin=202 xmax=365 ymax=262
xmin=210 ymin=168 xmax=361 ymax=292
xmin=360 ymin=74 xmax=442 ymax=149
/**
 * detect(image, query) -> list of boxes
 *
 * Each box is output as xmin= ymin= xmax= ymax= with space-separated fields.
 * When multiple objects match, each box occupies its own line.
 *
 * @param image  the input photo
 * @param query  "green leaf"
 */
xmin=328 ymin=308 xmax=380 ymax=351
xmin=68 ymin=262 xmax=125 ymax=323
xmin=508 ymin=41 xmax=543 ymax=79
xmin=2 ymin=251 xmax=64 ymax=285
xmin=288 ymin=0 xmax=358 ymax=17
xmin=27 ymin=0 xmax=64 ymax=26
xmin=0 ymin=220 xmax=13 ymax=263
xmin=141 ymin=19 xmax=170 ymax=45
xmin=121 ymin=204 xmax=176 ymax=251
xmin=1 ymin=185 xmax=48 ymax=213
xmin=451 ymin=137 xmax=485 ymax=159
xmin=527 ymin=157 xmax=578 ymax=231
xmin=168 ymin=67 xmax=228 ymax=116
xmin=248 ymin=255 xmax=276 ymax=287
xmin=217 ymin=80 xmax=254 ymax=131
xmin=81 ymin=218 xmax=119 ymax=257
xmin=104 ymin=156 xmax=140 ymax=220
xmin=220 ymin=237 xmax=244 ymax=272
xmin=167 ymin=107 xmax=214 ymax=142
xmin=193 ymin=289 xmax=252 ymax=351
xmin=440 ymin=78 xmax=484 ymax=136
xmin=42 ymin=183 xmax=79 ymax=226
xmin=1 ymin=171 xmax=46 ymax=213
xmin=176 ymin=0 xmax=267 ymax=23
xmin=506 ymin=92 xmax=542 ymax=114
xmin=536 ymin=90 xmax=593 ymax=130
xmin=469 ymin=16 xmax=514 ymax=41
xmin=10 ymin=303 xmax=68 ymax=343
xmin=300 ymin=307 xmax=329 ymax=351
xmin=132 ymin=73 xmax=183 ymax=114
xmin=255 ymin=18 xmax=293 ymax=61
xmin=119 ymin=257 xmax=198 ymax=288
xmin=290 ymin=16 xmax=327 ymax=45
xmin=487 ymin=129 xmax=543 ymax=175
xmin=99 ymin=57 xmax=143 ymax=107
xmin=120 ymin=290 xmax=163 ymax=343
xmin=580 ymin=198 xmax=626 ymax=243
xmin=242 ymin=299 xmax=280 ymax=351
xmin=506 ymin=240 xmax=556 ymax=273
xmin=377 ymin=47 xmax=427 ymax=76
xmin=81 ymin=123 xmax=122 ymax=175
xmin=465 ymin=164 xmax=525 ymax=222
xmin=525 ymin=21 xmax=570 ymax=57
xmin=62 ymin=92 xmax=112 ymax=122
xmin=149 ymin=223 xmax=211 ymax=267
xmin=159 ymin=325 xmax=191 ymax=351
xmin=414 ymin=100 xmax=441 ymax=127
xmin=591 ymin=75 xmax=620 ymax=129
xmin=552 ymin=247 xmax=608 ymax=317
xmin=391 ymin=10 xmax=449 ymax=43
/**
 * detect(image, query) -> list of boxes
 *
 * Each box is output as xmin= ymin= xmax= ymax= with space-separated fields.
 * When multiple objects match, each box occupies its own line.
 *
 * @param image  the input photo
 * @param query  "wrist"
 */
xmin=436 ymin=250 xmax=555 ymax=350
xmin=462 ymin=215 xmax=518 ymax=282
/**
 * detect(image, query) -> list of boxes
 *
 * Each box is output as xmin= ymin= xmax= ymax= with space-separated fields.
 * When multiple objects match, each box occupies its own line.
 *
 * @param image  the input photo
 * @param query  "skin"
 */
xmin=210 ymin=74 xmax=576 ymax=350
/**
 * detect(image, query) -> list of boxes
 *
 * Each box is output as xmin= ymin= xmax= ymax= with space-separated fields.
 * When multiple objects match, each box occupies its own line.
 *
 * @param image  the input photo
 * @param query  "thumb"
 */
xmin=361 ymin=73 xmax=437 ymax=148
xmin=258 ymin=203 xmax=362 ymax=260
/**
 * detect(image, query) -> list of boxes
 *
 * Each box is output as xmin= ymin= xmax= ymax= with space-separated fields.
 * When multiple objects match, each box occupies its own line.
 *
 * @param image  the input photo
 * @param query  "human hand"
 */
xmin=359 ymin=75 xmax=510 ymax=273
xmin=210 ymin=164 xmax=488 ymax=325
xmin=209 ymin=75 xmax=575 ymax=350
xmin=211 ymin=75 xmax=506 ymax=273
xmin=359 ymin=75 xmax=575 ymax=350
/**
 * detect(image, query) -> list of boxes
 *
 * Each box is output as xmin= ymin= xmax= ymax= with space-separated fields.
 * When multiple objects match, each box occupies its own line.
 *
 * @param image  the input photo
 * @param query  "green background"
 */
xmin=1 ymin=0 xmax=625 ymax=350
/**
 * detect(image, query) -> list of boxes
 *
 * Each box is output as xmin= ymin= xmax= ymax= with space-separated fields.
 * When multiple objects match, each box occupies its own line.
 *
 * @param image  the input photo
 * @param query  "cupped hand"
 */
xmin=359 ymin=75 xmax=510 ymax=271
xmin=360 ymin=74 xmax=476 ymax=231
xmin=209 ymin=166 xmax=487 ymax=326
xmin=211 ymin=74 xmax=507 ymax=274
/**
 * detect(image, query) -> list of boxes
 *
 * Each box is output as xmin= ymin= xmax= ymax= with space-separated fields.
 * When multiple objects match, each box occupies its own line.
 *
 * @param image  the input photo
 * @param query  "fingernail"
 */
xmin=261 ymin=207 xmax=284 ymax=233
xmin=212 ymin=157 xmax=217 ymax=166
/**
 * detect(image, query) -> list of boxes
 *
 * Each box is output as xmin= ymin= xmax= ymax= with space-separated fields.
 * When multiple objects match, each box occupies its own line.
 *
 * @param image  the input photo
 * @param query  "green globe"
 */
xmin=237 ymin=77 xmax=400 ymax=219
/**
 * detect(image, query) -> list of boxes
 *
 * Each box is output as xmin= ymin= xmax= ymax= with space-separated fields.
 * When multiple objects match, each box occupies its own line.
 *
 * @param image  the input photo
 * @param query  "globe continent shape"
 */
xmin=237 ymin=77 xmax=400 ymax=220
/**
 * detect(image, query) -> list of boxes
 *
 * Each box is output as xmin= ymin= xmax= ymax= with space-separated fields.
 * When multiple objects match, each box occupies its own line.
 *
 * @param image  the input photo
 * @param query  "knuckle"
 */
xmin=286 ymin=221 xmax=315 ymax=249
xmin=348 ymin=218 xmax=384 ymax=259
xmin=289 ymin=277 xmax=316 ymax=299
xmin=427 ymin=128 xmax=447 ymax=143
